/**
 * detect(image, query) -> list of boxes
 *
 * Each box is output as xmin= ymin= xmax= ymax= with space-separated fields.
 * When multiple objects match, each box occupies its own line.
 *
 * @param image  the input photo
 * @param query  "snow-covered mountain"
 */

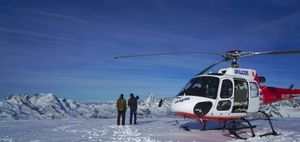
xmin=261 ymin=99 xmax=300 ymax=117
xmin=0 ymin=93 xmax=300 ymax=120
xmin=0 ymin=93 xmax=173 ymax=120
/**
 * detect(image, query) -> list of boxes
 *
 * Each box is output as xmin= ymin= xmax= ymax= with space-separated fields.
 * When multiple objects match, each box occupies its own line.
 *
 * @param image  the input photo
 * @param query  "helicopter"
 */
xmin=115 ymin=49 xmax=300 ymax=139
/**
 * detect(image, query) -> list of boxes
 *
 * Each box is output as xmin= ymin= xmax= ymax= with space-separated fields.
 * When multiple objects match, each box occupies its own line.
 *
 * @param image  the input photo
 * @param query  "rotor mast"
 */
xmin=223 ymin=50 xmax=242 ymax=68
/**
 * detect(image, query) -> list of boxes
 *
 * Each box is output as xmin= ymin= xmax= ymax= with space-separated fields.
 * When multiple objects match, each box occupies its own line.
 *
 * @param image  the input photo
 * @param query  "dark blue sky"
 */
xmin=1 ymin=0 xmax=300 ymax=101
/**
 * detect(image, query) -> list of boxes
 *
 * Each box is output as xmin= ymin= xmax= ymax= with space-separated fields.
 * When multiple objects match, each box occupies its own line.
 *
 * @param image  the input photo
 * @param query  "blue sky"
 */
xmin=1 ymin=0 xmax=300 ymax=101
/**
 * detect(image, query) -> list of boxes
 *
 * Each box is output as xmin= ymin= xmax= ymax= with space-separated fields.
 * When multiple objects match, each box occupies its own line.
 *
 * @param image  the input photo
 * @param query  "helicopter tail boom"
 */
xmin=261 ymin=86 xmax=300 ymax=105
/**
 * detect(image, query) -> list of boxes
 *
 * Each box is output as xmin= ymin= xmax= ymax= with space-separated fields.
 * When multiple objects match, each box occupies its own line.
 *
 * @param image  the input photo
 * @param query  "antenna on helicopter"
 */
xmin=289 ymin=84 xmax=294 ymax=90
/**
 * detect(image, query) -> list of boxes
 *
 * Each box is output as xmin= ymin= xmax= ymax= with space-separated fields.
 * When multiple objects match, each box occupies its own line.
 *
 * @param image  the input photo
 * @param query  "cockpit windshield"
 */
xmin=177 ymin=76 xmax=219 ymax=99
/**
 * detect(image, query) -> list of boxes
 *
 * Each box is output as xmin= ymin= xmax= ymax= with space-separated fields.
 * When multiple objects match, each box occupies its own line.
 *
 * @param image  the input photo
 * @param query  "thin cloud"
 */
xmin=28 ymin=9 xmax=90 ymax=24
xmin=0 ymin=27 xmax=74 ymax=41
xmin=136 ymin=29 xmax=217 ymax=48
xmin=214 ymin=10 xmax=300 ymax=44
xmin=242 ymin=10 xmax=300 ymax=34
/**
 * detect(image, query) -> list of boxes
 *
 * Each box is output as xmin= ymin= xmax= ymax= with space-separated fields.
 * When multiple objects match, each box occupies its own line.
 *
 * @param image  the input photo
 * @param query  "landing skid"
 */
xmin=180 ymin=125 xmax=191 ymax=131
xmin=227 ymin=111 xmax=279 ymax=139
xmin=178 ymin=112 xmax=278 ymax=139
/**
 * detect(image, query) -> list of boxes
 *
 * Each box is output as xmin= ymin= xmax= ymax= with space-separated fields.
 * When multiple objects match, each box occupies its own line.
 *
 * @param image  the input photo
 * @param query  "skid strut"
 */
xmin=258 ymin=111 xmax=278 ymax=137
xmin=227 ymin=118 xmax=256 ymax=139
xmin=227 ymin=111 xmax=278 ymax=139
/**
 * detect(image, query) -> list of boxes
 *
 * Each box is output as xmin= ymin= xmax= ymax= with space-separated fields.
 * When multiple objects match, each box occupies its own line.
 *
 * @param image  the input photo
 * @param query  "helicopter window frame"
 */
xmin=220 ymin=79 xmax=233 ymax=99
xmin=250 ymin=82 xmax=259 ymax=98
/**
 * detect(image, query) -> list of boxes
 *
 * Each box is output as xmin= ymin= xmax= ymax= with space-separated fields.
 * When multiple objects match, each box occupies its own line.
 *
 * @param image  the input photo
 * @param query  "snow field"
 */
xmin=53 ymin=123 xmax=156 ymax=142
xmin=1 ymin=117 xmax=300 ymax=142
xmin=0 ymin=136 xmax=13 ymax=142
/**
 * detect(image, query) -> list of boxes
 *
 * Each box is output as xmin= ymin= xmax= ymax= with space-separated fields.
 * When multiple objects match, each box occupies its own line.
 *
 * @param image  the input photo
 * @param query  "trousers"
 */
xmin=129 ymin=109 xmax=137 ymax=124
xmin=117 ymin=110 xmax=126 ymax=125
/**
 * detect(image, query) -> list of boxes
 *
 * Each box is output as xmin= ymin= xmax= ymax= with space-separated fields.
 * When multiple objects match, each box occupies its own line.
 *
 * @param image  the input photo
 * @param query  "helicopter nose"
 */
xmin=193 ymin=101 xmax=213 ymax=116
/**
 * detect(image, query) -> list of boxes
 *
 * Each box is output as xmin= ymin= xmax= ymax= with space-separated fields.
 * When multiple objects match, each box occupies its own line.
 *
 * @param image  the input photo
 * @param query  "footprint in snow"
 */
xmin=109 ymin=125 xmax=154 ymax=142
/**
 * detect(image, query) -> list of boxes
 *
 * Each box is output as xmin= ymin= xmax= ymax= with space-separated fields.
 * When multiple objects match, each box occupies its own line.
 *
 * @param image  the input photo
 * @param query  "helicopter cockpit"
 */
xmin=177 ymin=76 xmax=220 ymax=99
xmin=175 ymin=73 xmax=259 ymax=115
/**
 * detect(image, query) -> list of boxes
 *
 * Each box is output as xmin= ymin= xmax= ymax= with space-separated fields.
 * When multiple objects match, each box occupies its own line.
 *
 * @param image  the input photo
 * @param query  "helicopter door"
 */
xmin=215 ymin=79 xmax=233 ymax=116
xmin=247 ymin=82 xmax=260 ymax=112
xmin=232 ymin=78 xmax=249 ymax=113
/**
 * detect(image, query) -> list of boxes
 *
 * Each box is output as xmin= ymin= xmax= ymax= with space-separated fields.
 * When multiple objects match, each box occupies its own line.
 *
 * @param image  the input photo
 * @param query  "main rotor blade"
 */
xmin=114 ymin=51 xmax=220 ymax=59
xmin=253 ymin=50 xmax=300 ymax=55
xmin=197 ymin=59 xmax=226 ymax=76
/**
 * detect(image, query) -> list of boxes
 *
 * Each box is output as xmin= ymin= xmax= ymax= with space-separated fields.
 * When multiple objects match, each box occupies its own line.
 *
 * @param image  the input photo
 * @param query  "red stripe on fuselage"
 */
xmin=175 ymin=112 xmax=242 ymax=121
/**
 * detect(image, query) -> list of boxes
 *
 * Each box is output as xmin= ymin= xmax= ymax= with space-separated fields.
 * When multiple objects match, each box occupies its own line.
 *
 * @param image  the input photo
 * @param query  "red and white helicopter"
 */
xmin=115 ymin=50 xmax=300 ymax=139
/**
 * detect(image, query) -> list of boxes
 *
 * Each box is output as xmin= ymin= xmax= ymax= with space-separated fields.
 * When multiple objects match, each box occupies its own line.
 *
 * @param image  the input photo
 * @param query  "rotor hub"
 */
xmin=223 ymin=50 xmax=242 ymax=68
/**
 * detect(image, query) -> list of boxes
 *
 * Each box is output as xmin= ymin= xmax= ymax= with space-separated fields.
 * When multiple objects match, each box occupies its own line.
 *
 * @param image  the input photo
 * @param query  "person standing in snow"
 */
xmin=116 ymin=94 xmax=127 ymax=126
xmin=128 ymin=93 xmax=139 ymax=125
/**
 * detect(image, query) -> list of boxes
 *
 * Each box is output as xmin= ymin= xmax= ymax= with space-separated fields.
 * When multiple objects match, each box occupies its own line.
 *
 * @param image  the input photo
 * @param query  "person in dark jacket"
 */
xmin=128 ymin=93 xmax=139 ymax=125
xmin=116 ymin=94 xmax=127 ymax=126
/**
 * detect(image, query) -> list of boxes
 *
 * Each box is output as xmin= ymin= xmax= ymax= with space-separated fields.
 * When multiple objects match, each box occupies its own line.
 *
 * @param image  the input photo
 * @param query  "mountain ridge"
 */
xmin=0 ymin=93 xmax=173 ymax=120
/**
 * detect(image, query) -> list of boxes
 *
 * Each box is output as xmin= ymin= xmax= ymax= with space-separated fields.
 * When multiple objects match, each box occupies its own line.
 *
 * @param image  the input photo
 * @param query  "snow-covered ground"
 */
xmin=1 ymin=117 xmax=300 ymax=142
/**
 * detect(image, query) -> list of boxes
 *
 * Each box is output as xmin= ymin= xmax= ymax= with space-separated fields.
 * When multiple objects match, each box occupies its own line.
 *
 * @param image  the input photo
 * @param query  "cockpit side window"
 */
xmin=220 ymin=79 xmax=233 ymax=99
xmin=250 ymin=82 xmax=259 ymax=98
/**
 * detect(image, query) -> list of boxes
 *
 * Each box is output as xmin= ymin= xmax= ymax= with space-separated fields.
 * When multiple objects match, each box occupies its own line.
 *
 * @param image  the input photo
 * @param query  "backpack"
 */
xmin=117 ymin=98 xmax=126 ymax=111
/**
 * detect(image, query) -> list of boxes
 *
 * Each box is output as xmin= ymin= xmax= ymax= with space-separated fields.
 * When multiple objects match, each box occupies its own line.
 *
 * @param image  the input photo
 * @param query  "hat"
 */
xmin=130 ymin=93 xmax=134 ymax=97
